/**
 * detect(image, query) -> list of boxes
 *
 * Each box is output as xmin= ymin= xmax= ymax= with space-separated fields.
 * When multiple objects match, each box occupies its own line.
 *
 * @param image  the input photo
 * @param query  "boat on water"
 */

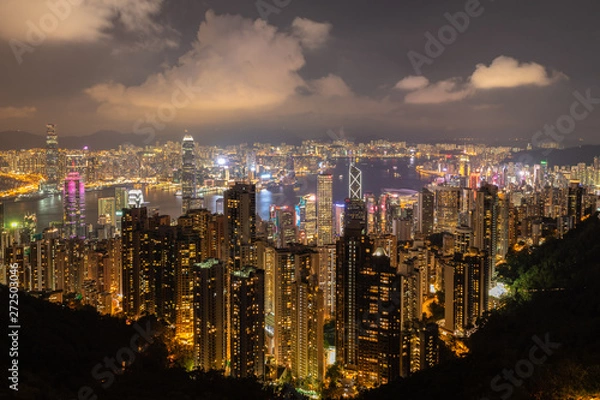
xmin=174 ymin=190 xmax=182 ymax=197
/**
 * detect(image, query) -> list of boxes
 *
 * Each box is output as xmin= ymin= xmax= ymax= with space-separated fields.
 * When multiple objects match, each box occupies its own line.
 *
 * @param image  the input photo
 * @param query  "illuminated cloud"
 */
xmin=85 ymin=11 xmax=345 ymax=120
xmin=395 ymin=76 xmax=430 ymax=91
xmin=398 ymin=56 xmax=566 ymax=104
xmin=0 ymin=0 xmax=175 ymax=49
xmin=0 ymin=106 xmax=37 ymax=119
xmin=404 ymin=79 xmax=473 ymax=104
xmin=291 ymin=17 xmax=332 ymax=50
xmin=471 ymin=56 xmax=567 ymax=89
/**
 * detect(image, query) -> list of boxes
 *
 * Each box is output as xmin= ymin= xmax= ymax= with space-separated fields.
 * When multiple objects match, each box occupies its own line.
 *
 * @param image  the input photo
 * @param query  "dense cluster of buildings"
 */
xmin=1 ymin=126 xmax=600 ymax=394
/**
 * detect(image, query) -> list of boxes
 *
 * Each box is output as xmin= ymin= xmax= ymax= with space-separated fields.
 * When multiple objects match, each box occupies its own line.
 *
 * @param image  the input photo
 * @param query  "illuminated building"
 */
xmin=473 ymin=183 xmax=498 ymax=303
xmin=349 ymin=163 xmax=362 ymax=200
xmin=357 ymin=248 xmax=400 ymax=386
xmin=344 ymin=198 xmax=366 ymax=233
xmin=45 ymin=123 xmax=59 ymax=192
xmin=182 ymin=135 xmax=197 ymax=214
xmin=121 ymin=207 xmax=150 ymax=317
xmin=292 ymin=270 xmax=324 ymax=381
xmin=98 ymin=197 xmax=116 ymax=227
xmin=317 ymin=173 xmax=333 ymax=246
xmin=444 ymin=248 xmax=487 ymax=333
xmin=127 ymin=189 xmax=145 ymax=208
xmin=433 ymin=186 xmax=461 ymax=233
xmin=175 ymin=216 xmax=201 ymax=343
xmin=271 ymin=205 xmax=297 ymax=248
xmin=336 ymin=218 xmax=373 ymax=370
xmin=365 ymin=193 xmax=377 ymax=234
xmin=297 ymin=194 xmax=317 ymax=244
xmin=230 ymin=266 xmax=265 ymax=378
xmin=417 ymin=188 xmax=434 ymax=235
xmin=63 ymin=172 xmax=86 ymax=239
xmin=400 ymin=322 xmax=439 ymax=377
xmin=224 ymin=183 xmax=257 ymax=272
xmin=194 ymin=259 xmax=227 ymax=372
xmin=568 ymin=180 xmax=584 ymax=229
xmin=334 ymin=203 xmax=345 ymax=237
xmin=318 ymin=244 xmax=336 ymax=319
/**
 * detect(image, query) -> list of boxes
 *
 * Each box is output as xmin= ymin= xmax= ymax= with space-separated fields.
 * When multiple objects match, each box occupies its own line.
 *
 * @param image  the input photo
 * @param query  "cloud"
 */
xmin=86 ymin=11 xmax=346 ymax=121
xmin=470 ymin=56 xmax=567 ymax=89
xmin=404 ymin=79 xmax=473 ymax=104
xmin=291 ymin=17 xmax=332 ymax=50
xmin=308 ymin=74 xmax=353 ymax=97
xmin=0 ymin=106 xmax=37 ymax=119
xmin=0 ymin=0 xmax=175 ymax=49
xmin=395 ymin=76 xmax=430 ymax=91
xmin=398 ymin=56 xmax=566 ymax=104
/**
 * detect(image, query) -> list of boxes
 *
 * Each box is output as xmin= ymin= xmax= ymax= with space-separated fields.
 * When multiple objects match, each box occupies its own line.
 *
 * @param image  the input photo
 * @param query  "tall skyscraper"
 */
xmin=317 ymin=174 xmax=333 ymax=246
xmin=433 ymin=186 xmax=461 ymax=233
xmin=98 ymin=197 xmax=116 ymax=226
xmin=194 ymin=259 xmax=227 ymax=372
xmin=297 ymin=194 xmax=317 ymax=244
xmin=336 ymin=221 xmax=374 ymax=370
xmin=349 ymin=163 xmax=362 ymax=200
xmin=224 ymin=183 xmax=257 ymax=272
xmin=444 ymin=248 xmax=488 ymax=332
xmin=63 ymin=172 xmax=86 ymax=239
xmin=271 ymin=205 xmax=297 ymax=248
xmin=357 ymin=248 xmax=401 ymax=386
xmin=230 ymin=266 xmax=265 ymax=378
xmin=45 ymin=123 xmax=59 ymax=192
xmin=473 ymin=183 xmax=498 ymax=300
xmin=567 ymin=180 xmax=584 ymax=228
xmin=121 ymin=207 xmax=150 ymax=317
xmin=292 ymin=269 xmax=324 ymax=381
xmin=182 ymin=135 xmax=197 ymax=214
xmin=417 ymin=188 xmax=434 ymax=235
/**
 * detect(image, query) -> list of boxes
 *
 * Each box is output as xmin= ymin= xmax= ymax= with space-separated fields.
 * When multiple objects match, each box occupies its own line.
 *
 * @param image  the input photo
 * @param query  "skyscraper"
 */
xmin=357 ymin=248 xmax=401 ymax=386
xmin=567 ymin=180 xmax=584 ymax=228
xmin=121 ymin=207 xmax=150 ymax=317
xmin=230 ymin=266 xmax=265 ymax=378
xmin=349 ymin=163 xmax=362 ymax=200
xmin=194 ymin=259 xmax=227 ymax=372
xmin=433 ymin=186 xmax=461 ymax=233
xmin=224 ymin=183 xmax=257 ymax=272
xmin=417 ymin=188 xmax=434 ymax=235
xmin=336 ymin=221 xmax=374 ymax=370
xmin=317 ymin=174 xmax=333 ymax=246
xmin=63 ymin=172 xmax=86 ymax=239
xmin=182 ymin=135 xmax=197 ymax=214
xmin=45 ymin=123 xmax=59 ymax=192
xmin=473 ymin=183 xmax=498 ymax=301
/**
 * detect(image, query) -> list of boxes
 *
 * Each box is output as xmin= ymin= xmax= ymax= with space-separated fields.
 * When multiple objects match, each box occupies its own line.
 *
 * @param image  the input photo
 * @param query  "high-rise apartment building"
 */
xmin=317 ymin=174 xmax=333 ymax=246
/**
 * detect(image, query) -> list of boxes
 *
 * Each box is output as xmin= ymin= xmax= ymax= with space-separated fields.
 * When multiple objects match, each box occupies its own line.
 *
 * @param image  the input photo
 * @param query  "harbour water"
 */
xmin=3 ymin=157 xmax=428 ymax=234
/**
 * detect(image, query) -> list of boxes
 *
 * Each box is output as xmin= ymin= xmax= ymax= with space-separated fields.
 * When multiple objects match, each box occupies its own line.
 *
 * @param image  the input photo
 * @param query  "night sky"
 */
xmin=0 ymin=0 xmax=599 ymax=144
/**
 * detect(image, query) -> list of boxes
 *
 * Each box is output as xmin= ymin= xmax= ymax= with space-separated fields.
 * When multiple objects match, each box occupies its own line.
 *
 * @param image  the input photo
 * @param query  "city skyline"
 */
xmin=2 ymin=1 xmax=600 ymax=399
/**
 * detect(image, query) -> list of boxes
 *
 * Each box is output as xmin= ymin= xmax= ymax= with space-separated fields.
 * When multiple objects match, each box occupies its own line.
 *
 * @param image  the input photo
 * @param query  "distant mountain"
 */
xmin=0 ymin=130 xmax=152 ymax=151
xmin=0 ymin=131 xmax=45 ymax=150
xmin=507 ymin=145 xmax=600 ymax=166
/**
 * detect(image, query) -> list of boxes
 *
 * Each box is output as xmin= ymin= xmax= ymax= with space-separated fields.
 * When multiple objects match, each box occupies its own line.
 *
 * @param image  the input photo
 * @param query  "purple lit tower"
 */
xmin=63 ymin=171 xmax=86 ymax=239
